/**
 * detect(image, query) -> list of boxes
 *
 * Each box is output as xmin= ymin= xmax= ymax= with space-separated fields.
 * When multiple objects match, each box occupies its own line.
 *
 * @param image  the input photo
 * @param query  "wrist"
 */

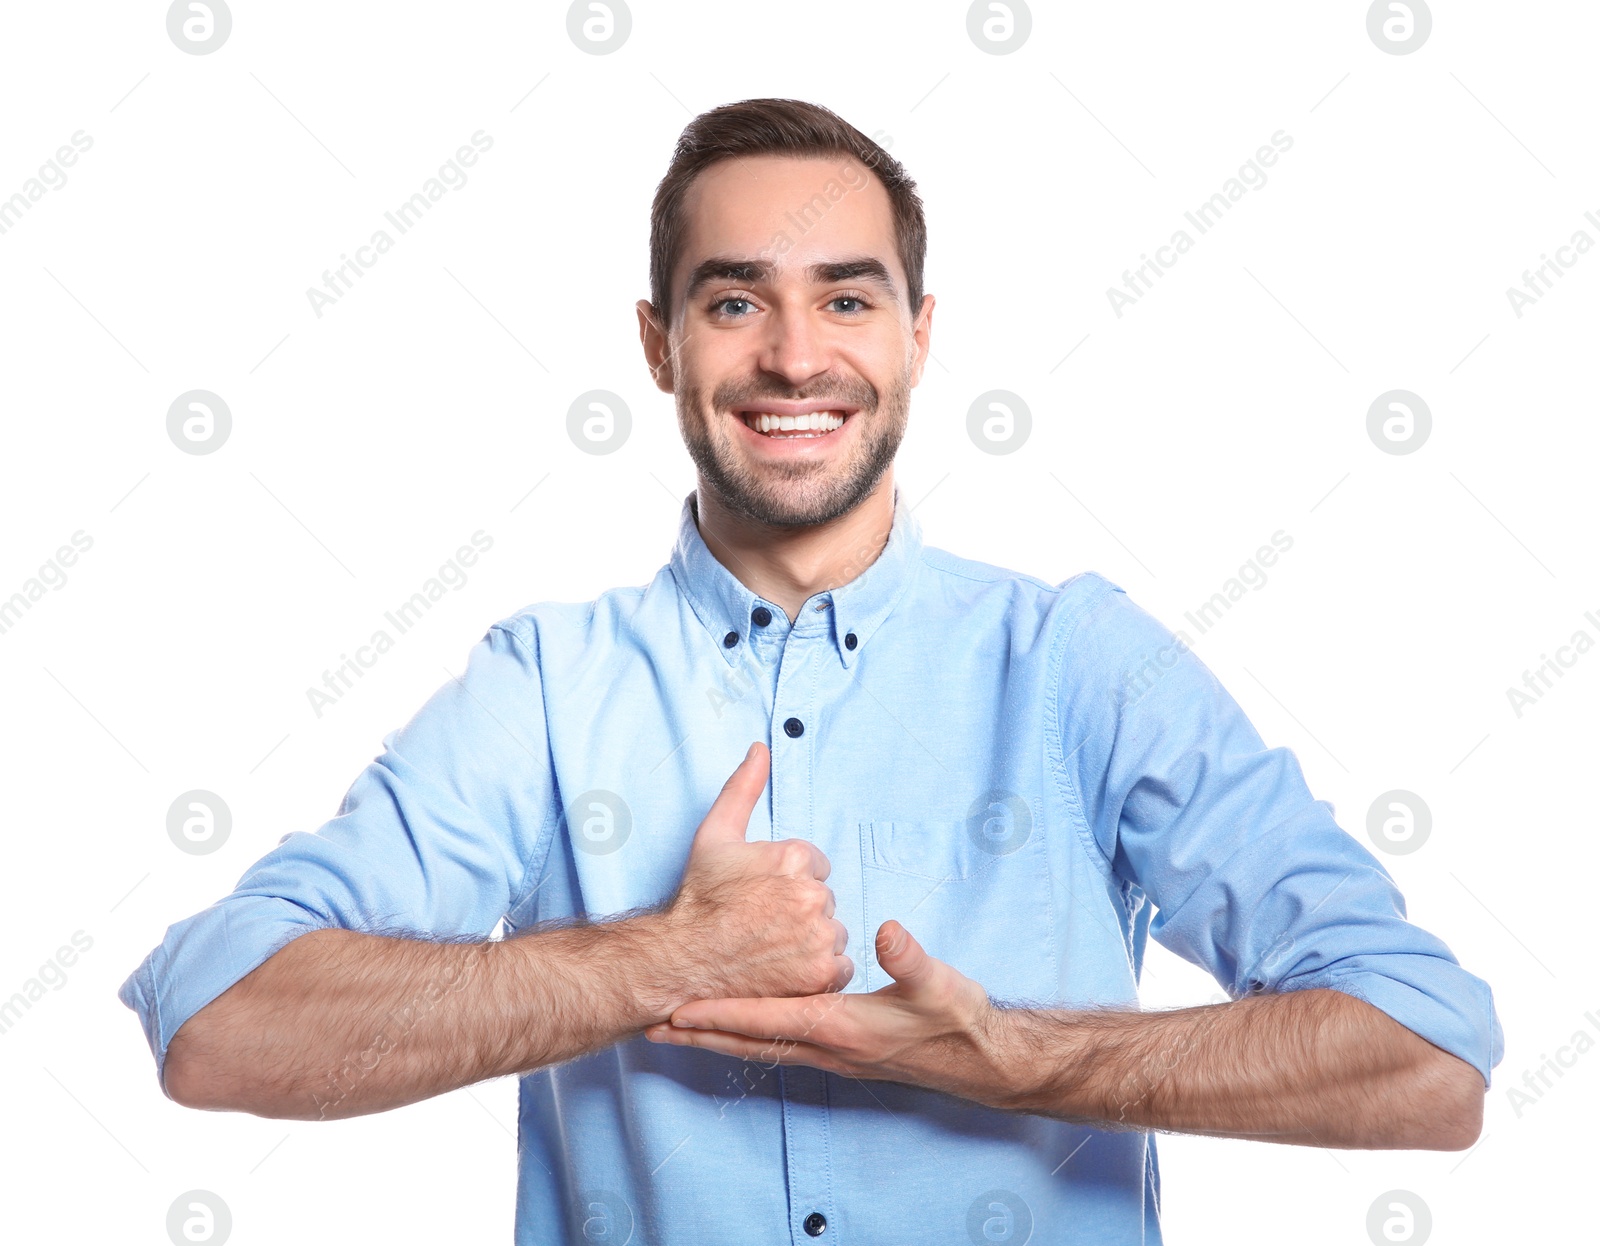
xmin=971 ymin=1005 xmax=1071 ymax=1116
xmin=618 ymin=908 xmax=701 ymax=1023
xmin=488 ymin=912 xmax=701 ymax=1076
xmin=971 ymin=1003 xmax=1026 ymax=1112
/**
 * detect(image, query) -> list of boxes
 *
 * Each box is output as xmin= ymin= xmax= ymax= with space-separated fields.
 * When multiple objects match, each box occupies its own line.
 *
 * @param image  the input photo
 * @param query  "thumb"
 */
xmin=875 ymin=920 xmax=937 ymax=991
xmin=691 ymin=741 xmax=770 ymax=848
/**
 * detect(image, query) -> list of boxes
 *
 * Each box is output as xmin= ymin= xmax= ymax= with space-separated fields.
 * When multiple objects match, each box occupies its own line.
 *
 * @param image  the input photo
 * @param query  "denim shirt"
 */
xmin=120 ymin=487 xmax=1503 ymax=1245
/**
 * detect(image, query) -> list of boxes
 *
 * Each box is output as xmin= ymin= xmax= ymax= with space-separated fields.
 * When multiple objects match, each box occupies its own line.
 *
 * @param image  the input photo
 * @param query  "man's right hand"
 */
xmin=659 ymin=741 xmax=853 ymax=1004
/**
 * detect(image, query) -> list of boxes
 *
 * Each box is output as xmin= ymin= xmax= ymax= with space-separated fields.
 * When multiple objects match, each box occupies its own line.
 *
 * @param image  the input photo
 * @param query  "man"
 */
xmin=121 ymin=98 xmax=1501 ymax=1244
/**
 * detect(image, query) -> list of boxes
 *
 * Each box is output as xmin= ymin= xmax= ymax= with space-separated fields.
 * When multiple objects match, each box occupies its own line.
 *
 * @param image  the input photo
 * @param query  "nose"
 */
xmin=755 ymin=299 xmax=833 ymax=390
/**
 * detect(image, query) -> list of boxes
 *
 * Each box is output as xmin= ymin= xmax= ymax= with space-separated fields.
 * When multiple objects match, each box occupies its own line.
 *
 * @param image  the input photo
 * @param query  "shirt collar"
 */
xmin=668 ymin=485 xmax=923 ymax=670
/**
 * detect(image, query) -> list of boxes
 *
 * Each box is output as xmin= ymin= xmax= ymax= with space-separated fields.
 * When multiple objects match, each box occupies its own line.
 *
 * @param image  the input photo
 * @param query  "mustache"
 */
xmin=711 ymin=380 xmax=878 ymax=411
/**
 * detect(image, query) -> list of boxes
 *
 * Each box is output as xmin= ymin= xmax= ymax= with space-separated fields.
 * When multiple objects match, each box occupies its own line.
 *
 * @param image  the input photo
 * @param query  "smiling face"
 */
xmin=639 ymin=154 xmax=933 ymax=528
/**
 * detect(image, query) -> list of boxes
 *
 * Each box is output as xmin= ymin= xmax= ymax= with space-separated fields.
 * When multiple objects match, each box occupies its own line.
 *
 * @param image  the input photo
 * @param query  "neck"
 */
xmin=693 ymin=475 xmax=897 ymax=623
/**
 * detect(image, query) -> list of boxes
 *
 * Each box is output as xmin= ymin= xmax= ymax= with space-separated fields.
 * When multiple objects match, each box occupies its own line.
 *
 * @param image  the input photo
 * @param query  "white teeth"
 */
xmin=742 ymin=411 xmax=848 ymax=435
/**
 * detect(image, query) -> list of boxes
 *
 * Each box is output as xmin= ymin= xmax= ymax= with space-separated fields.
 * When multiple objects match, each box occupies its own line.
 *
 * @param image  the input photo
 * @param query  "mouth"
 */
xmin=736 ymin=407 xmax=856 ymax=439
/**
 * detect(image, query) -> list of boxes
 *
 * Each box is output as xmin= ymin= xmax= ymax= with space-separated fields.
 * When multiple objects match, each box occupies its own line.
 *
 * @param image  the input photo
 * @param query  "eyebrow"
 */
xmin=682 ymin=256 xmax=900 ymax=305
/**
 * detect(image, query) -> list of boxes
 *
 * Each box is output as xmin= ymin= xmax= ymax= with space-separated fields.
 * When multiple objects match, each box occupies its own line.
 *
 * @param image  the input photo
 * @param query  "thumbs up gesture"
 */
xmin=660 ymin=742 xmax=853 ymax=1003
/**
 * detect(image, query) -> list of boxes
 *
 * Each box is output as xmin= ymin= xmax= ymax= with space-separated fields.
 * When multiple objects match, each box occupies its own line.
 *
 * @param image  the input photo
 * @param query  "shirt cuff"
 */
xmin=1308 ymin=959 xmax=1504 ymax=1089
xmin=118 ymin=894 xmax=327 ymax=1091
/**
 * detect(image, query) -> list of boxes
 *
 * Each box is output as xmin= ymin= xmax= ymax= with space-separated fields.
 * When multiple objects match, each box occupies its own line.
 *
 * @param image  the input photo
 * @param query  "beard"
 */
xmin=677 ymin=363 xmax=912 ymax=528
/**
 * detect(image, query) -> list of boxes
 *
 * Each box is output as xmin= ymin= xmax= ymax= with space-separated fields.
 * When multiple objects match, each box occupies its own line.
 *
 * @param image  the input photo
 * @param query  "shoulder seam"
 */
xmin=493 ymin=583 xmax=648 ymax=634
xmin=1045 ymin=575 xmax=1126 ymax=879
xmin=480 ymin=621 xmax=563 ymax=917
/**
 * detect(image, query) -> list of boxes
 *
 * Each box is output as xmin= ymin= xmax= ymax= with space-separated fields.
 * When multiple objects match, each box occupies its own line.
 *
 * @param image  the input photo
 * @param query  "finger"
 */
xmin=822 ymin=890 xmax=836 ymax=921
xmin=831 ymin=917 xmax=849 ymax=956
xmin=645 ymin=1024 xmax=843 ymax=1072
xmin=669 ymin=996 xmax=802 ymax=1037
xmin=670 ymin=993 xmax=849 ymax=1041
xmin=832 ymin=952 xmax=855 ymax=992
xmin=692 ymin=741 xmax=770 ymax=847
xmin=874 ymin=920 xmax=939 ymax=991
xmin=776 ymin=839 xmax=831 ymax=882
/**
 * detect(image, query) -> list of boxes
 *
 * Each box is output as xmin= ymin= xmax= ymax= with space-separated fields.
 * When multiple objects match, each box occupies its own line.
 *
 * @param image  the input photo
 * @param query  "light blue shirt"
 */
xmin=121 ymin=487 xmax=1503 ymax=1245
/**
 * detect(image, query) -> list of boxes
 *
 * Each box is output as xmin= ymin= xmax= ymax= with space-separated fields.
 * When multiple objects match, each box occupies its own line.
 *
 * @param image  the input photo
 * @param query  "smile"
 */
xmin=739 ymin=410 xmax=849 ymax=438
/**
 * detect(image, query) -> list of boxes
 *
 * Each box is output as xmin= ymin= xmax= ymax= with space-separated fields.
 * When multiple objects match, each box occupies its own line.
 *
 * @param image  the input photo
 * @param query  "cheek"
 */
xmin=846 ymin=332 xmax=914 ymax=385
xmin=678 ymin=345 xmax=746 ymax=401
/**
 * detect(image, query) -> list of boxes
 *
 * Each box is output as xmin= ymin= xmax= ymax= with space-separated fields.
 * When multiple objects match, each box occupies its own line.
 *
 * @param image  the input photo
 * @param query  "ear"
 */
xmin=908 ymin=293 xmax=935 ymax=388
xmin=637 ymin=299 xmax=677 ymax=394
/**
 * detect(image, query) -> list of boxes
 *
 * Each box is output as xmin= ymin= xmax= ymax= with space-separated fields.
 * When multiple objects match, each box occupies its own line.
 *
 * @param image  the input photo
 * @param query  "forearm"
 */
xmin=164 ymin=915 xmax=684 ymax=1120
xmin=976 ymin=987 xmax=1484 ymax=1150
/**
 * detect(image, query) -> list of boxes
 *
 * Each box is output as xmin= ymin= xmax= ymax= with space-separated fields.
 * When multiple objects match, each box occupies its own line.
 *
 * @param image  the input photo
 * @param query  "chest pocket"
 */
xmin=858 ymin=798 xmax=1058 ymax=1003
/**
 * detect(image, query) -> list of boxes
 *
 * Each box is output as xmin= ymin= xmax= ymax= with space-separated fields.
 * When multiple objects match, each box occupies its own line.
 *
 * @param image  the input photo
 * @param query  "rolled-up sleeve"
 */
xmin=118 ymin=619 xmax=557 ymax=1091
xmin=1057 ymin=578 xmax=1504 ymax=1087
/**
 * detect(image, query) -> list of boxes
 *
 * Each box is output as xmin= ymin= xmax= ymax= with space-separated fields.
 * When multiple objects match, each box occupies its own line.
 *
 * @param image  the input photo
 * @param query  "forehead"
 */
xmin=675 ymin=154 xmax=900 ymax=289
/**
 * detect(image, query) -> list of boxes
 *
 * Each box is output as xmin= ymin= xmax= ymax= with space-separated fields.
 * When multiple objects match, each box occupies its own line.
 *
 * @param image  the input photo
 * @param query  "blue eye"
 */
xmin=709 ymin=292 xmax=873 ymax=318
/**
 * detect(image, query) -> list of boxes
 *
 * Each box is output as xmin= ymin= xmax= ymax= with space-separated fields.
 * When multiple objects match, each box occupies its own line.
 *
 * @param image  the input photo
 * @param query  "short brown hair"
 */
xmin=648 ymin=98 xmax=926 ymax=328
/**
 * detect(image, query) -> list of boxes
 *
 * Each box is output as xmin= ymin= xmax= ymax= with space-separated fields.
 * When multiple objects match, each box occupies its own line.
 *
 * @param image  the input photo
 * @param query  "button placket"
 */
xmin=768 ymin=616 xmax=834 ymax=1243
xmin=767 ymin=616 xmax=816 ymax=841
xmin=779 ymin=1064 xmax=836 ymax=1245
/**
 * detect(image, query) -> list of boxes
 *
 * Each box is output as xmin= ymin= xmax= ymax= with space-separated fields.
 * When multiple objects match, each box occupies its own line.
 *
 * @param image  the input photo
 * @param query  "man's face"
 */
xmin=639 ymin=154 xmax=934 ymax=527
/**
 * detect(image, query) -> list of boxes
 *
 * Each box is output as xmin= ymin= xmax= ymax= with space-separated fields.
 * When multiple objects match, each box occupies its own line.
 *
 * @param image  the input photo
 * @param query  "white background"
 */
xmin=1 ymin=1 xmax=1594 ymax=1242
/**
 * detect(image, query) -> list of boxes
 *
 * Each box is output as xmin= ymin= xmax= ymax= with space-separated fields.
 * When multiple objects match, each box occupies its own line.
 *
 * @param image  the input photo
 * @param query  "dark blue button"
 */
xmin=751 ymin=606 xmax=772 ymax=627
xmin=783 ymin=717 xmax=804 ymax=738
xmin=844 ymin=632 xmax=857 ymax=650
xmin=803 ymin=1212 xmax=826 ymax=1236
xmin=723 ymin=631 xmax=739 ymax=648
